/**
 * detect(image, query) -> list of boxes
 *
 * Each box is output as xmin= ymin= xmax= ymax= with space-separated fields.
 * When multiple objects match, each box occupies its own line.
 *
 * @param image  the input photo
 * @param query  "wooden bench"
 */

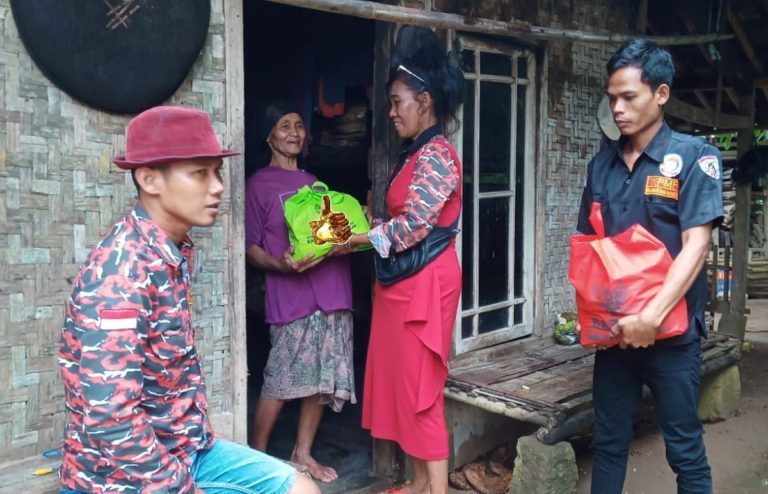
xmin=445 ymin=332 xmax=742 ymax=445
xmin=0 ymin=453 xmax=60 ymax=494
xmin=4 ymin=336 xmax=741 ymax=493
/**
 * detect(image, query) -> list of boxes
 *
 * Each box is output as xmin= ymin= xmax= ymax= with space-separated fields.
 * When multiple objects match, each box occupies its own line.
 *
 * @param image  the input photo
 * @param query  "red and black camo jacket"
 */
xmin=368 ymin=134 xmax=461 ymax=256
xmin=58 ymin=205 xmax=214 ymax=494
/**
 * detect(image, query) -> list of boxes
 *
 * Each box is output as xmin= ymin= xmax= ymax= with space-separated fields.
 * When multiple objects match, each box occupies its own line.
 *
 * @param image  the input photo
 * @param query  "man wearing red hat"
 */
xmin=58 ymin=106 xmax=319 ymax=494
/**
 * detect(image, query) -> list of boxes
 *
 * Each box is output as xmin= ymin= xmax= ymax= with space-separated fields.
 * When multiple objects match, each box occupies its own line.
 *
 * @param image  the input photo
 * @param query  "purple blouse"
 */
xmin=245 ymin=166 xmax=353 ymax=325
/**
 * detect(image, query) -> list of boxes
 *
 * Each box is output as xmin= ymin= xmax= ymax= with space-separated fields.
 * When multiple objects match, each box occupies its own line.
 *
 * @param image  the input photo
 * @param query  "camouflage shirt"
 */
xmin=58 ymin=204 xmax=214 ymax=493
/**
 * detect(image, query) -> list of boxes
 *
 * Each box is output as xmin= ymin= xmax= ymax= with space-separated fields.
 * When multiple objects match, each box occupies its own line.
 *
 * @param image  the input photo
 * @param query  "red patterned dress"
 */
xmin=362 ymin=126 xmax=462 ymax=460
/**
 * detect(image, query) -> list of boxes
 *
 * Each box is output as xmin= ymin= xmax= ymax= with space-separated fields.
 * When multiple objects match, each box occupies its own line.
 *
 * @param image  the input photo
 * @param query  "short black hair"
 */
xmin=131 ymin=169 xmax=140 ymax=192
xmin=607 ymin=39 xmax=675 ymax=92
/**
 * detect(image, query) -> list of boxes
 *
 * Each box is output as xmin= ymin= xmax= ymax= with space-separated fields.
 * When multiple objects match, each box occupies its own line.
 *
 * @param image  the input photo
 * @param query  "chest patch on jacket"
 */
xmin=99 ymin=309 xmax=138 ymax=330
xmin=645 ymin=176 xmax=679 ymax=200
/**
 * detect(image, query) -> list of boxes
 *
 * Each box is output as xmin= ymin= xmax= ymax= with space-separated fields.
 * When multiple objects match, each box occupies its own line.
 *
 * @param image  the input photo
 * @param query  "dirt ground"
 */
xmin=574 ymin=300 xmax=768 ymax=494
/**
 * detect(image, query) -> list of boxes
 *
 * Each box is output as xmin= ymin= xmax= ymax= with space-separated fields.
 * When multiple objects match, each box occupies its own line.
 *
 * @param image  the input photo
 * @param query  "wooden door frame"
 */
xmin=224 ymin=0 xmax=248 ymax=443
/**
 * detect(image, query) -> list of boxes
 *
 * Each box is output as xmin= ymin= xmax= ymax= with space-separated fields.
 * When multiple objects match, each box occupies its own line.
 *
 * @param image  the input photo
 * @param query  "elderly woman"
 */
xmin=244 ymin=102 xmax=355 ymax=483
xmin=345 ymin=27 xmax=465 ymax=494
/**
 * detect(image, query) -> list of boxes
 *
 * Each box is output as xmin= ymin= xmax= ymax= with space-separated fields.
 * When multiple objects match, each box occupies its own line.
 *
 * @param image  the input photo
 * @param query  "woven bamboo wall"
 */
xmin=0 ymin=0 xmax=238 ymax=462
xmin=541 ymin=38 xmax=621 ymax=324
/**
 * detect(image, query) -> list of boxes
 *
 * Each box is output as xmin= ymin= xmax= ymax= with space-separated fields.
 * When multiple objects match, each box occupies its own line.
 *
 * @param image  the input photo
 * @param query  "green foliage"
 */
xmin=717 ymin=129 xmax=768 ymax=151
xmin=719 ymin=133 xmax=735 ymax=151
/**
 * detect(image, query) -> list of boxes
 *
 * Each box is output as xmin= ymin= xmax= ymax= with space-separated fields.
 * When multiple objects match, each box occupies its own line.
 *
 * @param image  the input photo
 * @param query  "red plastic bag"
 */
xmin=568 ymin=203 xmax=688 ymax=347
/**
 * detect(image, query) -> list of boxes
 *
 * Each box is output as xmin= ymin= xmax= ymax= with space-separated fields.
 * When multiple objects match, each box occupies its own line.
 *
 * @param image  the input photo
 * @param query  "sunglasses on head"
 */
xmin=397 ymin=64 xmax=427 ymax=85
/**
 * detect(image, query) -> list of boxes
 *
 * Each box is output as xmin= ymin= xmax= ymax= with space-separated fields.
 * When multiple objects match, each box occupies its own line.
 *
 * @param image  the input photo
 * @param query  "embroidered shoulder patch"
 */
xmin=99 ymin=309 xmax=138 ymax=330
xmin=698 ymin=155 xmax=720 ymax=179
xmin=645 ymin=176 xmax=679 ymax=200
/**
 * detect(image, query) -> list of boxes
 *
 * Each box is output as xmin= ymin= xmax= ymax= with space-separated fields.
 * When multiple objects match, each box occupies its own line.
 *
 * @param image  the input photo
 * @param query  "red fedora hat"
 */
xmin=114 ymin=106 xmax=239 ymax=169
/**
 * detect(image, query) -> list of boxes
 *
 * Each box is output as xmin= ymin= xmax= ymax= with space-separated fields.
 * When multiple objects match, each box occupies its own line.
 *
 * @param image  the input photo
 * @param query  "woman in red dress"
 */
xmin=346 ymin=26 xmax=465 ymax=494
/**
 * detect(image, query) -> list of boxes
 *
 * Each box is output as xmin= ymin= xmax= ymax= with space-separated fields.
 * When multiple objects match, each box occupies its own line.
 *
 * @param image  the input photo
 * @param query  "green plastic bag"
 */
xmin=284 ymin=181 xmax=371 ymax=260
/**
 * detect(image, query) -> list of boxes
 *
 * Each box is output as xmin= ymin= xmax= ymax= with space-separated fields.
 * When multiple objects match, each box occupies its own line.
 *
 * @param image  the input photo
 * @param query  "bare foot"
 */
xmin=291 ymin=452 xmax=338 ymax=483
xmin=378 ymin=481 xmax=429 ymax=494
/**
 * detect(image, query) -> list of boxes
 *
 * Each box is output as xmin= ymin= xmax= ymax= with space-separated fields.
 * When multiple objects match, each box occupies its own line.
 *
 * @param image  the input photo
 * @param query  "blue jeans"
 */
xmin=590 ymin=341 xmax=712 ymax=494
xmin=61 ymin=438 xmax=296 ymax=494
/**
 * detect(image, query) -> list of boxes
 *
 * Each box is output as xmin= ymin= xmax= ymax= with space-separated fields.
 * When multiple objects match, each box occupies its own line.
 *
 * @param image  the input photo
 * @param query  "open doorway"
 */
xmin=243 ymin=2 xmax=376 ymax=490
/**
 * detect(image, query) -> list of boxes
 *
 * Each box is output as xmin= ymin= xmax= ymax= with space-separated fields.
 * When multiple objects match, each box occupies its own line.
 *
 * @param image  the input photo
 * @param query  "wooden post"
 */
xmin=261 ymin=0 xmax=732 ymax=45
xmin=373 ymin=439 xmax=406 ymax=482
xmin=370 ymin=20 xmax=404 ymax=480
xmin=224 ymin=0 xmax=248 ymax=442
xmin=533 ymin=48 xmax=548 ymax=337
xmin=635 ymin=0 xmax=648 ymax=34
xmin=719 ymin=89 xmax=755 ymax=340
xmin=370 ymin=21 xmax=396 ymax=218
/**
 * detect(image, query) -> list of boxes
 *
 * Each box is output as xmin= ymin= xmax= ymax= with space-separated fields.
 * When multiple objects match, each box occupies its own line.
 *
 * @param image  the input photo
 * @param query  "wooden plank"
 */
xmin=676 ymin=85 xmax=738 ymax=93
xmin=533 ymin=47 xmax=548 ymax=338
xmin=721 ymin=90 xmax=756 ymax=340
xmin=635 ymin=0 xmax=648 ymax=33
xmin=462 ymin=349 xmax=556 ymax=374
xmin=726 ymin=6 xmax=765 ymax=75
xmin=450 ymin=334 xmax=552 ymax=369
xmin=474 ymin=347 xmax=594 ymax=385
xmin=522 ymin=50 xmax=538 ymax=337
xmin=702 ymin=342 xmax=734 ymax=362
xmin=540 ymin=339 xmax=742 ymax=443
xmin=725 ymin=87 xmax=740 ymax=109
xmin=513 ymin=338 xmax=737 ymax=406
xmin=457 ymin=35 xmax=481 ymax=352
xmin=520 ymin=362 xmax=595 ymax=405
xmin=700 ymin=332 xmax=729 ymax=351
xmin=444 ymin=384 xmax=557 ymax=425
xmin=701 ymin=350 xmax=741 ymax=376
xmin=262 ymin=0 xmax=733 ymax=45
xmin=224 ymin=0 xmax=248 ymax=444
xmin=694 ymin=90 xmax=713 ymax=112
xmin=556 ymin=391 xmax=595 ymax=417
xmin=0 ymin=454 xmax=59 ymax=494
xmin=665 ymin=96 xmax=751 ymax=130
xmin=373 ymin=439 xmax=405 ymax=482
xmin=445 ymin=378 xmax=564 ymax=417
xmin=451 ymin=356 xmax=548 ymax=386
xmin=446 ymin=335 xmax=741 ymax=434
xmin=370 ymin=21 xmax=398 ymax=480
xmin=500 ymin=354 xmax=592 ymax=392
xmin=678 ymin=10 xmax=713 ymax=63
xmin=490 ymin=354 xmax=595 ymax=405
xmin=451 ymin=344 xmax=594 ymax=386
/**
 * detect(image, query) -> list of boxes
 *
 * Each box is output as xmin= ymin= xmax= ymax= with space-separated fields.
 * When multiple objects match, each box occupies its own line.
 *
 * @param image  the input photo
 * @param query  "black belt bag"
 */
xmin=374 ymin=218 xmax=459 ymax=286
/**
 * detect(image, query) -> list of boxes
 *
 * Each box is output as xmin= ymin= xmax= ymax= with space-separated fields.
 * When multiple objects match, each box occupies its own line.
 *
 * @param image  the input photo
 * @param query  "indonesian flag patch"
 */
xmin=99 ymin=309 xmax=138 ymax=330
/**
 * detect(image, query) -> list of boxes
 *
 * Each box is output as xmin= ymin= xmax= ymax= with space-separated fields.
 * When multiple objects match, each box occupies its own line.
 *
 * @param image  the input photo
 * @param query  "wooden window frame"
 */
xmin=452 ymin=35 xmax=538 ymax=355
